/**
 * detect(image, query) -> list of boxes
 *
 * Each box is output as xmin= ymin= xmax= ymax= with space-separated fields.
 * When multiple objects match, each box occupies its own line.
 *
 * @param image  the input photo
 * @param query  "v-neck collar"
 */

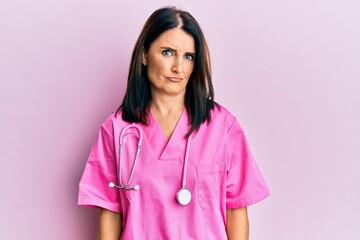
xmin=143 ymin=109 xmax=189 ymax=161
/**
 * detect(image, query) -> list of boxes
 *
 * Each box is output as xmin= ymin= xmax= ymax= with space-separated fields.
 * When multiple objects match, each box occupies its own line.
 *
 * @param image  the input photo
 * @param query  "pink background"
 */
xmin=1 ymin=0 xmax=359 ymax=239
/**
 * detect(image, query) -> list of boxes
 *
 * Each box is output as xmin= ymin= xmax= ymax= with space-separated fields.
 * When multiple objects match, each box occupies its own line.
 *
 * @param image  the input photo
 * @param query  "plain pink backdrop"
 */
xmin=1 ymin=0 xmax=359 ymax=239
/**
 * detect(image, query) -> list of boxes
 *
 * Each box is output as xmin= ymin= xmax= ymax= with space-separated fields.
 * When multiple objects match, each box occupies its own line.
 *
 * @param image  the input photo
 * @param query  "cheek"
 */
xmin=147 ymin=62 xmax=158 ymax=75
xmin=146 ymin=67 xmax=158 ymax=83
xmin=147 ymin=59 xmax=169 ymax=77
xmin=185 ymin=63 xmax=195 ymax=76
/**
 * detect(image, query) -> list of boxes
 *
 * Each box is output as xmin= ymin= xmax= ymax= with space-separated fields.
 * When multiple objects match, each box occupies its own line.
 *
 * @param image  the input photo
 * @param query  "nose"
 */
xmin=171 ymin=56 xmax=183 ymax=74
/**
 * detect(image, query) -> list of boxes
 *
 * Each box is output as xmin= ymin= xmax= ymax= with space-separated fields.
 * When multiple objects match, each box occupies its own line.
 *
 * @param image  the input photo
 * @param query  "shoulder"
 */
xmin=99 ymin=111 xmax=128 ymax=135
xmin=209 ymin=103 xmax=239 ymax=131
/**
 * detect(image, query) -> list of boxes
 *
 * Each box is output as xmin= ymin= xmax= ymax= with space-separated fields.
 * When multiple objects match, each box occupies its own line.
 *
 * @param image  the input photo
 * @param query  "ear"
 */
xmin=141 ymin=49 xmax=147 ymax=66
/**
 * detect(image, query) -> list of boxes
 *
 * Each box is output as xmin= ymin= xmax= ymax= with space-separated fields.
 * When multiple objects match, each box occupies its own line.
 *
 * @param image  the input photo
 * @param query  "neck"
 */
xmin=150 ymin=92 xmax=185 ymax=117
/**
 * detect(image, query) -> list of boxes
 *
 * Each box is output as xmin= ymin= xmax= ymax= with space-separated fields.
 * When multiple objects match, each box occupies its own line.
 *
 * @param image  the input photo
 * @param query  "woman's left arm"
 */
xmin=226 ymin=207 xmax=249 ymax=240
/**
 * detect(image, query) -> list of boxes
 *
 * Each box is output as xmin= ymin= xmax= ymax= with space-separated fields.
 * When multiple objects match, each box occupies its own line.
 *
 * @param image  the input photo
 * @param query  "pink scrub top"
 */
xmin=78 ymin=105 xmax=270 ymax=239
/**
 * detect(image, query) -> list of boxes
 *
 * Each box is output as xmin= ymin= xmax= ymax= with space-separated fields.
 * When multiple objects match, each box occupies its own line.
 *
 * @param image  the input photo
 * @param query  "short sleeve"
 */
xmin=78 ymin=122 xmax=121 ymax=213
xmin=226 ymin=119 xmax=270 ymax=209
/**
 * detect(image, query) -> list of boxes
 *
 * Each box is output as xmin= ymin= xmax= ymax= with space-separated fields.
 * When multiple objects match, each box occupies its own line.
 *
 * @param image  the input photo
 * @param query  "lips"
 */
xmin=166 ymin=76 xmax=183 ymax=82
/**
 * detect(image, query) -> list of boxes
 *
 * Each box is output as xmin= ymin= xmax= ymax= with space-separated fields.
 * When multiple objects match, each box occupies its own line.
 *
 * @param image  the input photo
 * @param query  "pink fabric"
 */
xmin=78 ymin=105 xmax=270 ymax=239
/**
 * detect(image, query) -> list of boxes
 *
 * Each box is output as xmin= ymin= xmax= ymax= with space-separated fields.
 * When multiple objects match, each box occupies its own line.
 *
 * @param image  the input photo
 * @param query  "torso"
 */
xmin=89 ymin=105 xmax=270 ymax=239
xmin=111 ymin=107 xmax=232 ymax=239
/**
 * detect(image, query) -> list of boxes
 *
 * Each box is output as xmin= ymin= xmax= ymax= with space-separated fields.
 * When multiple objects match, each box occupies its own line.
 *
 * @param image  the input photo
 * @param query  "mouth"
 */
xmin=166 ymin=76 xmax=183 ymax=82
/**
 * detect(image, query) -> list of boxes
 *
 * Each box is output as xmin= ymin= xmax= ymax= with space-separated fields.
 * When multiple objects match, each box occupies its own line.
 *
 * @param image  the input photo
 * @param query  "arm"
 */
xmin=226 ymin=207 xmax=249 ymax=240
xmin=98 ymin=208 xmax=122 ymax=240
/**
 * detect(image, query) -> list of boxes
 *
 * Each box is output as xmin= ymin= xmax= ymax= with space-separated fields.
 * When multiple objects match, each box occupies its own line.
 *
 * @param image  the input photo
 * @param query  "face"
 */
xmin=142 ymin=28 xmax=196 ymax=98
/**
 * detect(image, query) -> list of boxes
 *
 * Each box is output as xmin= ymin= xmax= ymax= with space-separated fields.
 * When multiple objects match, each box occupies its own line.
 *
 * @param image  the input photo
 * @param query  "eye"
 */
xmin=162 ymin=49 xmax=173 ymax=57
xmin=184 ymin=54 xmax=195 ymax=61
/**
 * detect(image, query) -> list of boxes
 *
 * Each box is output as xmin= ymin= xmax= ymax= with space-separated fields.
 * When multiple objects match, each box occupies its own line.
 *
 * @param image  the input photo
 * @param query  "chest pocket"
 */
xmin=196 ymin=164 xmax=220 ymax=210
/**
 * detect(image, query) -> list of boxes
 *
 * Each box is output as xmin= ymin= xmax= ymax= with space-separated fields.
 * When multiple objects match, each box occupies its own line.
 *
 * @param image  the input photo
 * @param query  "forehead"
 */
xmin=150 ymin=28 xmax=195 ymax=52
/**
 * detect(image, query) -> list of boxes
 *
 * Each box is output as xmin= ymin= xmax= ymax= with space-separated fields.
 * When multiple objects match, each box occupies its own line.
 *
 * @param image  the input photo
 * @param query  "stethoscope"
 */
xmin=109 ymin=123 xmax=192 ymax=206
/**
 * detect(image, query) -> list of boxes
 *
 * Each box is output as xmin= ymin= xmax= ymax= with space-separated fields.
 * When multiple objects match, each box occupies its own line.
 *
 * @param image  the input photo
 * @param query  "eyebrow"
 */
xmin=160 ymin=47 xmax=196 ymax=55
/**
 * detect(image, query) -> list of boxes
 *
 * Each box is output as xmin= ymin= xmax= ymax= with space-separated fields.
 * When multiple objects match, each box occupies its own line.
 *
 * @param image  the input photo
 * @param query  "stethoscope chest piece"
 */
xmin=176 ymin=187 xmax=191 ymax=206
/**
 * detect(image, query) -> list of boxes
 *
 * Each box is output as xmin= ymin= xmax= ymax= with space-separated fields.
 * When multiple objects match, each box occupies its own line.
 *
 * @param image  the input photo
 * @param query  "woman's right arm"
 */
xmin=98 ymin=208 xmax=122 ymax=240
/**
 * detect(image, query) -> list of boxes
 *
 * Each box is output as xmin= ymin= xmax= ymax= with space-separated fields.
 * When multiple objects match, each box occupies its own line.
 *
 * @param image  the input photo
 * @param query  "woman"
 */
xmin=78 ymin=6 xmax=270 ymax=240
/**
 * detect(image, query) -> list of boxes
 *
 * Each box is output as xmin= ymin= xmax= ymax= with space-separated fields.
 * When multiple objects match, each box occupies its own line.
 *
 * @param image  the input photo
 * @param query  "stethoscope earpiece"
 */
xmin=109 ymin=181 xmax=140 ymax=191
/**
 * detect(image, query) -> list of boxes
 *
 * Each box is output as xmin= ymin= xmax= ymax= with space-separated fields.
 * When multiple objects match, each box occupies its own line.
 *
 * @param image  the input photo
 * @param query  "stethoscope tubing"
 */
xmin=181 ymin=136 xmax=191 ymax=188
xmin=109 ymin=123 xmax=192 ymax=205
xmin=110 ymin=123 xmax=143 ymax=190
xmin=118 ymin=144 xmax=141 ymax=189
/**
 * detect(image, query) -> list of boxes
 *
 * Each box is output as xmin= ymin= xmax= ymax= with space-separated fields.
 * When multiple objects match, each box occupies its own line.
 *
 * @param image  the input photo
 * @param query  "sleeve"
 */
xmin=78 ymin=122 xmax=121 ymax=213
xmin=226 ymin=118 xmax=270 ymax=209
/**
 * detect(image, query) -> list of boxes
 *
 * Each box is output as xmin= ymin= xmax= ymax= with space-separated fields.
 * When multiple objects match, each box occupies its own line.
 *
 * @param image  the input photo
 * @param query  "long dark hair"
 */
xmin=117 ymin=6 xmax=217 ymax=138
